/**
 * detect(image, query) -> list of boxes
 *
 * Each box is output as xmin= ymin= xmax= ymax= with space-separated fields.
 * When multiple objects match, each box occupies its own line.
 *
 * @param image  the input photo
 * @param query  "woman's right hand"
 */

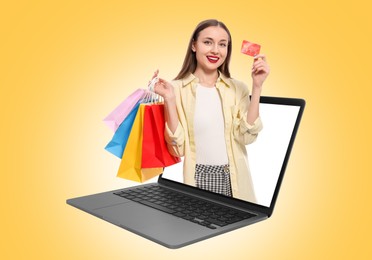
xmin=149 ymin=70 xmax=175 ymax=101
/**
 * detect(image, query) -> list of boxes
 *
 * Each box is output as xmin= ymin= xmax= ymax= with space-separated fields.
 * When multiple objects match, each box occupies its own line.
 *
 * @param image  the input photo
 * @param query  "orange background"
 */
xmin=1 ymin=0 xmax=371 ymax=259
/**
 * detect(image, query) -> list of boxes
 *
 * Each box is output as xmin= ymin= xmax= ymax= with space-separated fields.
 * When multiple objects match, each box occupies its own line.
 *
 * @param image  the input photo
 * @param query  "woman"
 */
xmin=153 ymin=19 xmax=270 ymax=202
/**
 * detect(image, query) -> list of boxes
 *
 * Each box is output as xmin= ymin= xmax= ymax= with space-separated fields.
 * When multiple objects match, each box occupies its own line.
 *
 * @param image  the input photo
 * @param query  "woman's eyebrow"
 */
xmin=201 ymin=37 xmax=214 ymax=41
xmin=202 ymin=37 xmax=228 ymax=42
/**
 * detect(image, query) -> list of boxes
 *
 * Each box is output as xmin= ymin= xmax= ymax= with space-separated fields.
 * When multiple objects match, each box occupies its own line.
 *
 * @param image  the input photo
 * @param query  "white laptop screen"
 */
xmin=161 ymin=103 xmax=301 ymax=207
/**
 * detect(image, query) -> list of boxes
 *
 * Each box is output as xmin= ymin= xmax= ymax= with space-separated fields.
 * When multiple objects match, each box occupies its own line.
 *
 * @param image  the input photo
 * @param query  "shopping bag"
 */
xmin=117 ymin=104 xmax=163 ymax=182
xmin=104 ymin=102 xmax=141 ymax=158
xmin=141 ymin=104 xmax=181 ymax=168
xmin=103 ymin=88 xmax=147 ymax=132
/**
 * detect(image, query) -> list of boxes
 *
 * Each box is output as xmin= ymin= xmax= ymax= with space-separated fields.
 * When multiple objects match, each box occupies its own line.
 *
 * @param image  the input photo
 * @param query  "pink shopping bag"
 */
xmin=103 ymin=88 xmax=147 ymax=132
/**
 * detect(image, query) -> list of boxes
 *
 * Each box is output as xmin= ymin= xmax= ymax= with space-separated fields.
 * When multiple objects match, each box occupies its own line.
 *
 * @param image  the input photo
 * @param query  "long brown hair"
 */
xmin=174 ymin=19 xmax=232 ymax=80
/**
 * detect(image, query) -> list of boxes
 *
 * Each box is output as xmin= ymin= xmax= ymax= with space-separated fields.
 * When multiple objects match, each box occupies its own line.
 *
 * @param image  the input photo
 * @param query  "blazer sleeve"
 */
xmin=164 ymin=121 xmax=185 ymax=157
xmin=163 ymin=81 xmax=185 ymax=157
xmin=231 ymin=82 xmax=263 ymax=145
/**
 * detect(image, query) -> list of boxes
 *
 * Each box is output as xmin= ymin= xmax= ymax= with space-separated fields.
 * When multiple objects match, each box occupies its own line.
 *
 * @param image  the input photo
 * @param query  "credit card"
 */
xmin=241 ymin=40 xmax=261 ymax=57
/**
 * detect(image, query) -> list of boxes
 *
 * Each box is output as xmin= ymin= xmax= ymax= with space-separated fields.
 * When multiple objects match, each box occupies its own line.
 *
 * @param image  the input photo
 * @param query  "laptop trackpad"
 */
xmin=94 ymin=202 xmax=213 ymax=248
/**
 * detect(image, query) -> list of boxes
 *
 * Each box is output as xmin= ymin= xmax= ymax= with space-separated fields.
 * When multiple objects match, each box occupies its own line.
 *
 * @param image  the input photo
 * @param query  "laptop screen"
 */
xmin=161 ymin=100 xmax=302 ymax=207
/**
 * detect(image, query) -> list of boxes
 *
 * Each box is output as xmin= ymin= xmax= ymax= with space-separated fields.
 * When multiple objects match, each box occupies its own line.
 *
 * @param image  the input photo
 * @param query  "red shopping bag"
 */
xmin=141 ymin=104 xmax=181 ymax=168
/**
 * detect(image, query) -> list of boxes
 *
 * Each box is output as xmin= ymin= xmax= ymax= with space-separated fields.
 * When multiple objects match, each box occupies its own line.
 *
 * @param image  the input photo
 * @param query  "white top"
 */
xmin=194 ymin=84 xmax=229 ymax=165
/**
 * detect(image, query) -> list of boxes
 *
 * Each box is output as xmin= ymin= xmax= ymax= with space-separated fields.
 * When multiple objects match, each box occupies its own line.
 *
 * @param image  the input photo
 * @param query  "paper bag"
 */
xmin=141 ymin=104 xmax=181 ymax=168
xmin=105 ymin=102 xmax=140 ymax=158
xmin=117 ymin=104 xmax=163 ymax=182
xmin=103 ymin=89 xmax=147 ymax=132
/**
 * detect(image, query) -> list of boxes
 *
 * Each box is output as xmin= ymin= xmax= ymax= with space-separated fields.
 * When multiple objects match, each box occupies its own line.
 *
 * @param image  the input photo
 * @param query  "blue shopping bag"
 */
xmin=105 ymin=102 xmax=141 ymax=158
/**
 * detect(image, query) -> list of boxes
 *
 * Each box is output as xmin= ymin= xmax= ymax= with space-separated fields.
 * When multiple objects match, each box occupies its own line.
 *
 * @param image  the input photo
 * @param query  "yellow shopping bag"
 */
xmin=117 ymin=104 xmax=163 ymax=182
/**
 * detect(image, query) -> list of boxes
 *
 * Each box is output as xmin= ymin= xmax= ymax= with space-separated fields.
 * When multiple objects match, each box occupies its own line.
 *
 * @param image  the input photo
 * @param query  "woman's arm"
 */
xmin=247 ymin=54 xmax=270 ymax=125
xmin=155 ymin=78 xmax=178 ymax=134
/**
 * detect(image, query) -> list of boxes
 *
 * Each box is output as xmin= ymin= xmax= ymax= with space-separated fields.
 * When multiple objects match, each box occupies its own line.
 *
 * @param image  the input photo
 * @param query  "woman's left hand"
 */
xmin=251 ymin=54 xmax=270 ymax=88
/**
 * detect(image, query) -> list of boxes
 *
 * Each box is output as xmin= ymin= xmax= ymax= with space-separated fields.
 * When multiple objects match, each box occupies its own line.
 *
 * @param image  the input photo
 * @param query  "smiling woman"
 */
xmin=152 ymin=19 xmax=270 ymax=202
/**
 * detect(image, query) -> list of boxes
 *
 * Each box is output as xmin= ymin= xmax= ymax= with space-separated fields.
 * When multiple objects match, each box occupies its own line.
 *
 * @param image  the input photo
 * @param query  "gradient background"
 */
xmin=1 ymin=0 xmax=371 ymax=259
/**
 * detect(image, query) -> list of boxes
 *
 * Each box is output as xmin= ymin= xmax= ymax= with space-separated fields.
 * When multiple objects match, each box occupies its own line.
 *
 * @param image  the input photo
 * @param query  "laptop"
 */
xmin=67 ymin=96 xmax=305 ymax=249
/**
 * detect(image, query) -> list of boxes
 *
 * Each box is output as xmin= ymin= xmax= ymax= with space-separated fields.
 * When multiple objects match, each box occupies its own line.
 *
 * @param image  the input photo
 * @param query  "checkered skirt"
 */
xmin=195 ymin=164 xmax=233 ymax=197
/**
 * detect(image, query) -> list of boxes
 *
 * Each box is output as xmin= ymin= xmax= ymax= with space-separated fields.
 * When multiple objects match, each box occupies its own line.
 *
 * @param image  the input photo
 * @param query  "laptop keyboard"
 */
xmin=113 ymin=185 xmax=256 ymax=229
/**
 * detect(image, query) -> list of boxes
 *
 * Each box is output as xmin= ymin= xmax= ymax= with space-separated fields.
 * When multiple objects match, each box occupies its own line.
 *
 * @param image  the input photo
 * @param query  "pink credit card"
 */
xmin=241 ymin=40 xmax=261 ymax=57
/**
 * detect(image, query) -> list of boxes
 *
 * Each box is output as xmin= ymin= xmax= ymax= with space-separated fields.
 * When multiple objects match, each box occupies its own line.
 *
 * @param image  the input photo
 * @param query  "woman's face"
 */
xmin=192 ymin=26 xmax=229 ymax=73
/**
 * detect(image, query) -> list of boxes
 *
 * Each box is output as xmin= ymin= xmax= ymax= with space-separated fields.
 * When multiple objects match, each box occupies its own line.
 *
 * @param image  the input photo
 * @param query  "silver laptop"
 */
xmin=67 ymin=96 xmax=305 ymax=249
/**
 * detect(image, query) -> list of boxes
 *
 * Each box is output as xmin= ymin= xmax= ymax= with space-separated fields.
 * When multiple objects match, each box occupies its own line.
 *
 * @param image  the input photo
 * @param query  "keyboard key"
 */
xmin=226 ymin=217 xmax=242 ymax=224
xmin=206 ymin=224 xmax=217 ymax=229
xmin=182 ymin=215 xmax=194 ymax=221
xmin=205 ymin=218 xmax=228 ymax=227
xmin=139 ymin=201 xmax=175 ymax=214
xmin=173 ymin=212 xmax=186 ymax=218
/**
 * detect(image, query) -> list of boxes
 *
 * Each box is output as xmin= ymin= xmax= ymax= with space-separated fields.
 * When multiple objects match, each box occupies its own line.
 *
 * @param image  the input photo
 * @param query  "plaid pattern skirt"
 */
xmin=195 ymin=164 xmax=233 ymax=197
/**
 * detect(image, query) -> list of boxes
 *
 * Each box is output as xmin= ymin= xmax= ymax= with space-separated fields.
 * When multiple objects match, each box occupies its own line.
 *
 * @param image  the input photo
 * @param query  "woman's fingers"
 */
xmin=154 ymin=79 xmax=166 ymax=93
xmin=253 ymin=54 xmax=266 ymax=61
xmin=152 ymin=69 xmax=159 ymax=79
xmin=252 ymin=55 xmax=269 ymax=74
xmin=148 ymin=69 xmax=159 ymax=86
xmin=158 ymin=78 xmax=171 ymax=88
